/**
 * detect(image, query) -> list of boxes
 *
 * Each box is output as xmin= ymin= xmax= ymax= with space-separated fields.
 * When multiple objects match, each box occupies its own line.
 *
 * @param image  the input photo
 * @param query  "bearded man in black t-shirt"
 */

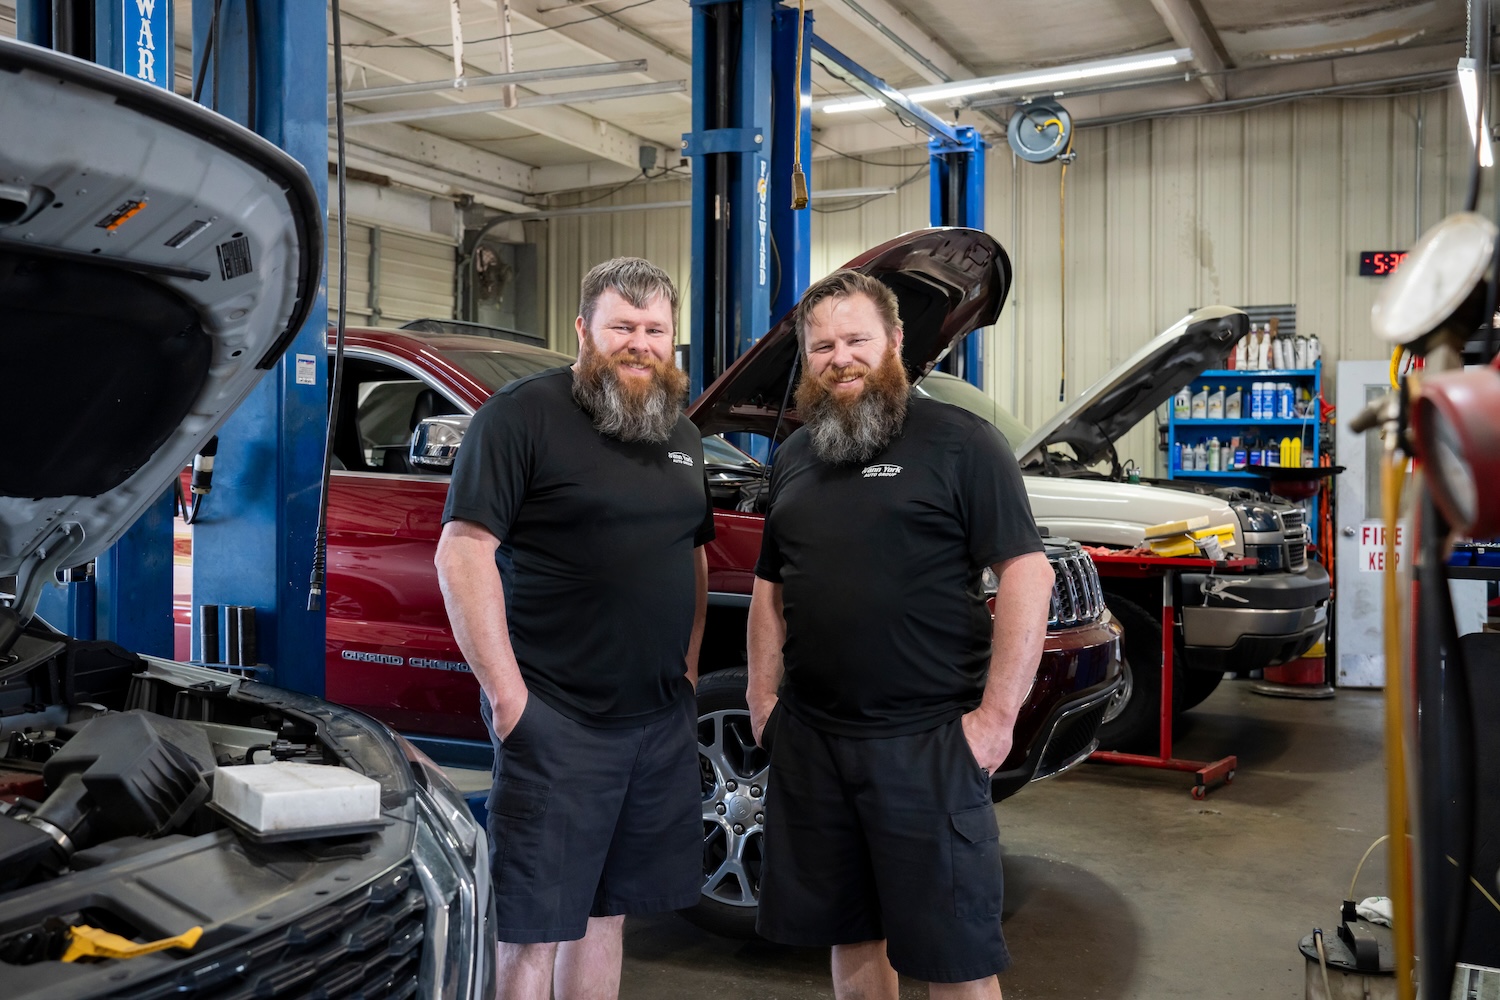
xmin=435 ymin=258 xmax=713 ymax=1000
xmin=747 ymin=269 xmax=1055 ymax=1000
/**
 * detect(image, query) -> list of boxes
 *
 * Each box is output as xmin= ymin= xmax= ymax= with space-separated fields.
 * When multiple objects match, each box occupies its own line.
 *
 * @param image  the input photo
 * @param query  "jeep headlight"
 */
xmin=399 ymin=735 xmax=495 ymax=1000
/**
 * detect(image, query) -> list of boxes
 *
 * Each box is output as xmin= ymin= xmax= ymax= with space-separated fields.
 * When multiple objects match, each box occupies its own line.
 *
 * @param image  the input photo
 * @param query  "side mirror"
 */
xmin=410 ymin=414 xmax=471 ymax=472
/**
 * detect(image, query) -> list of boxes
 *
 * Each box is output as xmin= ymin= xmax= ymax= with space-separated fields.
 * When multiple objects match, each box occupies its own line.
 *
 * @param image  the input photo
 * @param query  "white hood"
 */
xmin=0 ymin=38 xmax=322 ymax=621
xmin=1018 ymin=306 xmax=1249 ymax=468
xmin=1024 ymin=477 xmax=1239 ymax=549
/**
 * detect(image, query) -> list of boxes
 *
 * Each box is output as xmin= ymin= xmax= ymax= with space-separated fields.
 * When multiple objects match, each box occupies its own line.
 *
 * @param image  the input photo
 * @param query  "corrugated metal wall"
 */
xmin=544 ymin=89 xmax=1476 ymax=473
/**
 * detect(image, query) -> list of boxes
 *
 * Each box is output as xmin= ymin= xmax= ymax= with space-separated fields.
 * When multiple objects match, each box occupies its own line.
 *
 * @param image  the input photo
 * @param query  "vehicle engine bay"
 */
xmin=0 ymin=610 xmax=456 ymax=1000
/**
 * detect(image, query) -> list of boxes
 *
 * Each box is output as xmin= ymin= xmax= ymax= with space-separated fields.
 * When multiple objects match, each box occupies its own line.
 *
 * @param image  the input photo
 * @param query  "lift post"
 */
xmin=685 ymin=0 xmax=812 ymax=398
xmin=809 ymin=35 xmax=988 ymax=389
xmin=22 ymin=0 xmax=178 ymax=656
xmin=929 ymin=128 xmax=986 ymax=386
xmin=185 ymin=0 xmax=329 ymax=693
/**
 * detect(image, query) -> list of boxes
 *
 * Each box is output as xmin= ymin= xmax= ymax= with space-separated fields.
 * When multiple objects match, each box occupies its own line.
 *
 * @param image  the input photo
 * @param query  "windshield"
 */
xmin=447 ymin=348 xmax=572 ymax=391
xmin=703 ymin=435 xmax=760 ymax=469
xmin=914 ymin=371 xmax=1033 ymax=450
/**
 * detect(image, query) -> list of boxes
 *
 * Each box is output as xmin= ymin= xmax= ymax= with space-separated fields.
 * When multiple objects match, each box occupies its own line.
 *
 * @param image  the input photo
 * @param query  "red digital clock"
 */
xmin=1359 ymin=250 xmax=1409 ymax=276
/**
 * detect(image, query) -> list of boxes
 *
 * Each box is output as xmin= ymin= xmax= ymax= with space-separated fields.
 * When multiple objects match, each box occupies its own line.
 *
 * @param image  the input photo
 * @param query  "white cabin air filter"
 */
xmin=212 ymin=763 xmax=381 ymax=837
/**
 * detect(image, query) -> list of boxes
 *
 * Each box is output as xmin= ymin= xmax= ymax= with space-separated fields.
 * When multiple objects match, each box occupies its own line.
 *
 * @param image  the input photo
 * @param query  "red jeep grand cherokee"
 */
xmin=292 ymin=230 xmax=1120 ymax=935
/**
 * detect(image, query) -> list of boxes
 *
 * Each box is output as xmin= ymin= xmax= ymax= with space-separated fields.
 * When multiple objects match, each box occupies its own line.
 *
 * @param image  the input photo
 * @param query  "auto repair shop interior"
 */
xmin=1 ymin=0 xmax=1498 ymax=998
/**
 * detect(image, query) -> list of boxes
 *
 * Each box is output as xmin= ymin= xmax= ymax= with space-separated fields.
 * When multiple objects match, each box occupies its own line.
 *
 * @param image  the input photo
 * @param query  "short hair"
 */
xmin=578 ymin=257 xmax=679 ymax=329
xmin=793 ymin=269 xmax=901 ymax=350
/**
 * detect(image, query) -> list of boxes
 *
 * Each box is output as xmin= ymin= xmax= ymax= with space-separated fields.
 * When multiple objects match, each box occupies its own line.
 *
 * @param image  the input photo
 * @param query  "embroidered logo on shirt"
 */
xmin=861 ymin=463 xmax=903 ymax=478
xmin=668 ymin=451 xmax=695 ymax=468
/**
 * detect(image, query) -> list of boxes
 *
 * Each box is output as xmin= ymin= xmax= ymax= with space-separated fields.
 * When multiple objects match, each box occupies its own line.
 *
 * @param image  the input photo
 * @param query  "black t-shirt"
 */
xmin=443 ymin=366 xmax=715 ymax=727
xmin=755 ymin=396 xmax=1044 ymax=737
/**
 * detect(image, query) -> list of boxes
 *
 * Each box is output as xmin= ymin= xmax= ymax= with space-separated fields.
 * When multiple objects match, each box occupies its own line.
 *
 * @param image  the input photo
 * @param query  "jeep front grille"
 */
xmin=120 ymin=866 xmax=425 ymax=1000
xmin=1049 ymin=550 xmax=1105 ymax=628
xmin=1279 ymin=508 xmax=1308 ymax=572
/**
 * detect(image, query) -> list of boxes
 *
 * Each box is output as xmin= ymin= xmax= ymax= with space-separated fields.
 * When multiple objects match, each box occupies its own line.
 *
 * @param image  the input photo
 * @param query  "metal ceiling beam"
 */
xmin=500 ymin=0 xmax=694 ymax=97
xmin=1147 ymin=0 xmax=1231 ymax=101
xmin=810 ymin=34 xmax=962 ymax=145
xmin=813 ymin=37 xmax=1463 ymax=158
xmin=341 ymin=121 xmax=537 ymax=201
xmin=818 ymin=0 xmax=971 ymax=85
xmin=334 ymin=59 xmax=647 ymax=104
xmin=344 ymin=80 xmax=687 ymax=127
xmin=338 ymin=11 xmax=667 ymax=170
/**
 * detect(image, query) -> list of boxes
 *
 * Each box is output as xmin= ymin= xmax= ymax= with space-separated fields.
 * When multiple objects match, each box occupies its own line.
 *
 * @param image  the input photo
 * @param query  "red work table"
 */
xmin=1086 ymin=553 xmax=1256 ymax=799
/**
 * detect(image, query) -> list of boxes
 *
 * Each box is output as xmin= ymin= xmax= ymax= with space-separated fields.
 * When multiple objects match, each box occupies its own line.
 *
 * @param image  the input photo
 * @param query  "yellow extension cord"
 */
xmin=1057 ymin=124 xmax=1072 ymax=402
xmin=1381 ymin=428 xmax=1415 ymax=1000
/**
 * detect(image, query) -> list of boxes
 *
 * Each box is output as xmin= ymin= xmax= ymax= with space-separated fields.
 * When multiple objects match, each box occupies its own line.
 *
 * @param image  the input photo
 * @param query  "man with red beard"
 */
xmin=747 ymin=269 xmax=1054 ymax=999
xmin=435 ymin=258 xmax=712 ymax=1000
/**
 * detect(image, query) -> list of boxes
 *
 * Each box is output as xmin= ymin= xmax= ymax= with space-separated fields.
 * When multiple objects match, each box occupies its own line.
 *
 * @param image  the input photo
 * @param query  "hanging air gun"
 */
xmin=1348 ymin=210 xmax=1500 ymax=1000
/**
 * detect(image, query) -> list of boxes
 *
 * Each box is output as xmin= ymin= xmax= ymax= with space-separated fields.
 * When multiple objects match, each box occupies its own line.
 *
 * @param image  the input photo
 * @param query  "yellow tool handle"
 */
xmin=62 ymin=924 xmax=203 ymax=963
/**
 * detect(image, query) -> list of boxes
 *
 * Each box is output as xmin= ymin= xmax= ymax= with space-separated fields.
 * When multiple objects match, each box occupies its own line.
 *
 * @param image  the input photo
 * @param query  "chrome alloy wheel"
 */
xmin=1101 ymin=656 xmax=1134 ymax=725
xmin=697 ymin=708 xmax=769 ymax=908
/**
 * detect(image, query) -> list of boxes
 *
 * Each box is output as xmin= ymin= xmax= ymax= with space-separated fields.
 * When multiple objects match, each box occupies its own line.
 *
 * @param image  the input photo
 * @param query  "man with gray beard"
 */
xmin=748 ymin=269 xmax=1054 ymax=1000
xmin=436 ymin=257 xmax=713 ymax=1000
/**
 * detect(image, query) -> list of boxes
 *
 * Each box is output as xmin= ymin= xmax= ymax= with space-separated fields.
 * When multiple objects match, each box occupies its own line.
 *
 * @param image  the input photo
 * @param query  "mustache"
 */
xmin=814 ymin=362 xmax=872 ymax=389
xmin=600 ymin=348 xmax=675 ymax=375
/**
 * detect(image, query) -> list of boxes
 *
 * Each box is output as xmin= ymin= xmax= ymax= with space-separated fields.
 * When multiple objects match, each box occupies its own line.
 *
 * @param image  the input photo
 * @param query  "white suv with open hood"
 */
xmin=0 ymin=38 xmax=492 ymax=999
xmin=916 ymin=307 xmax=1329 ymax=748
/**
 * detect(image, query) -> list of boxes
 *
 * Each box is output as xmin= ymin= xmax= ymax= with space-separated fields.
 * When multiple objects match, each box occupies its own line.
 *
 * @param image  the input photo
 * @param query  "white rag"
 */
xmin=1356 ymin=896 xmax=1393 ymax=927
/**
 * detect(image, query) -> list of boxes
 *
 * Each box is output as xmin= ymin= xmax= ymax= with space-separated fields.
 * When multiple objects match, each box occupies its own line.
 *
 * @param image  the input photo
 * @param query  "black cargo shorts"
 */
xmin=481 ymin=692 xmax=701 ymax=943
xmin=756 ymin=704 xmax=1010 ymax=983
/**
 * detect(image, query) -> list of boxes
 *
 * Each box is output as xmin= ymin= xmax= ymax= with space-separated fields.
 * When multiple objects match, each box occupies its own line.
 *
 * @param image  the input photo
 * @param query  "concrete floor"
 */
xmin=617 ymin=680 xmax=1391 ymax=1000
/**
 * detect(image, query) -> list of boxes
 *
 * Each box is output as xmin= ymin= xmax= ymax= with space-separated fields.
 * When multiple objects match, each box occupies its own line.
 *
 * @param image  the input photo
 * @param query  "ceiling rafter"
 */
xmin=1147 ymin=0 xmax=1231 ymax=101
xmin=342 ymin=121 xmax=537 ymax=208
xmin=497 ymin=0 xmax=693 ymax=98
xmin=820 ymin=0 xmax=974 ymax=85
xmin=337 ymin=8 xmax=666 ymax=170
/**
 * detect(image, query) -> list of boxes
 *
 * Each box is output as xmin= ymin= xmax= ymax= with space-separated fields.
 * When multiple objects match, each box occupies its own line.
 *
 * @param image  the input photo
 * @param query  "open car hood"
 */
xmin=1016 ymin=306 xmax=1250 ymax=468
xmin=687 ymin=227 xmax=1011 ymax=439
xmin=0 ymin=38 xmax=322 ymax=621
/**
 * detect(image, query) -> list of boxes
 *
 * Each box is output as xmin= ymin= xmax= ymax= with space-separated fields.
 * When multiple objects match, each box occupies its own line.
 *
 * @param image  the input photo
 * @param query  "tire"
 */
xmin=1178 ymin=668 xmax=1224 ymax=712
xmin=678 ymin=668 xmax=768 ymax=939
xmin=1097 ymin=596 xmax=1181 ymax=752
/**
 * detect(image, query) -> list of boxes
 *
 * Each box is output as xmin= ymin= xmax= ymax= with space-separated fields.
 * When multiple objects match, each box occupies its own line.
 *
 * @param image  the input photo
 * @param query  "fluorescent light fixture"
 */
xmin=1458 ymin=57 xmax=1494 ymax=168
xmin=816 ymin=48 xmax=1191 ymax=114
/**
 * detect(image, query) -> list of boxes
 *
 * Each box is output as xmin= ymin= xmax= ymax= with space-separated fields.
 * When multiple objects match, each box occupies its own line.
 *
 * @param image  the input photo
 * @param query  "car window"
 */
xmin=447 ymin=349 xmax=572 ymax=392
xmin=914 ymin=372 xmax=1033 ymax=451
xmin=331 ymin=357 xmax=460 ymax=474
xmin=703 ymin=435 xmax=760 ymax=470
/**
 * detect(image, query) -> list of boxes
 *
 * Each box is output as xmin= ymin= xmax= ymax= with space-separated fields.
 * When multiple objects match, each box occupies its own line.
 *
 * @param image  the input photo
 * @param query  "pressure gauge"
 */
xmin=1370 ymin=211 xmax=1496 ymax=346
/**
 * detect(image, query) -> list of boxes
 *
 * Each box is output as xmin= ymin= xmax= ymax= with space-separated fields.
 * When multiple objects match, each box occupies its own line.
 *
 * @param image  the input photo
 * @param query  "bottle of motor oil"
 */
xmin=1207 ymin=385 xmax=1225 ymax=420
xmin=1225 ymin=386 xmax=1242 ymax=419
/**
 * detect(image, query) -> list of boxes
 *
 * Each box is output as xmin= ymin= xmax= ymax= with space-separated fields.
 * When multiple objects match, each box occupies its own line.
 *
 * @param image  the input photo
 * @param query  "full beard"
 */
xmin=793 ymin=346 xmax=910 ymax=465
xmin=572 ymin=339 xmax=690 ymax=443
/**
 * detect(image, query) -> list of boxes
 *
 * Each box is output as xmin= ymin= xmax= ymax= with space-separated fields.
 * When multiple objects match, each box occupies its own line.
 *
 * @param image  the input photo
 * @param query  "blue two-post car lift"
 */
xmin=22 ymin=0 xmax=329 ymax=695
xmin=23 ymin=0 xmax=984 ymax=699
xmin=685 ymin=2 xmax=989 ymax=392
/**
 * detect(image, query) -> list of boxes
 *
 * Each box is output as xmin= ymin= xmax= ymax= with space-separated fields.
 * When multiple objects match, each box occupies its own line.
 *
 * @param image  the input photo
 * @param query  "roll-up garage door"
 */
xmin=326 ymin=219 xmax=373 ymax=326
xmin=378 ymin=228 xmax=457 ymax=325
xmin=326 ymin=222 xmax=456 ymax=328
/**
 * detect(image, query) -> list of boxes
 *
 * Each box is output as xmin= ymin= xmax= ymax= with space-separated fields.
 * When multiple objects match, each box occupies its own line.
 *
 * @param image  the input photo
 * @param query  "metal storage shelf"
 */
xmin=1200 ymin=368 xmax=1318 ymax=377
xmin=1168 ymin=358 xmax=1323 ymax=545
xmin=1173 ymin=418 xmax=1314 ymax=426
